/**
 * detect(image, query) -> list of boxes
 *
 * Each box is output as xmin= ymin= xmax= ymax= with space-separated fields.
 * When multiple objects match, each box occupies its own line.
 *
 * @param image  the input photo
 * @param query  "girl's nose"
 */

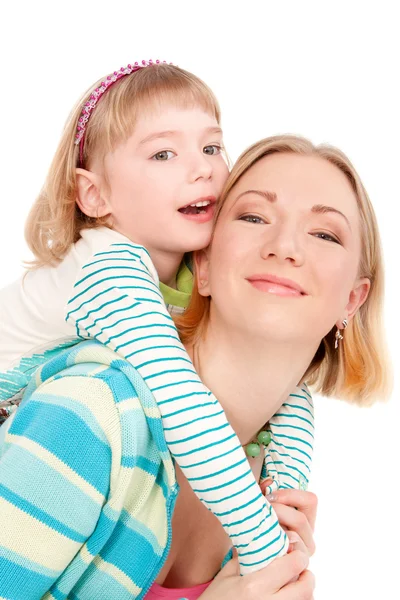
xmin=189 ymin=153 xmax=213 ymax=182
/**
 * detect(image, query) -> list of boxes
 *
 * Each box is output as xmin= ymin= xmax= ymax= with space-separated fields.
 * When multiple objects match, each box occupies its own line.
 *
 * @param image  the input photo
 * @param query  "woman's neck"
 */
xmin=188 ymin=322 xmax=319 ymax=445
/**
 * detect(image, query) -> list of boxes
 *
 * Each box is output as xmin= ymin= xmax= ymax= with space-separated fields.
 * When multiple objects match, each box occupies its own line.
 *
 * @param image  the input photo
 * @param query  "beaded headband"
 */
xmin=75 ymin=59 xmax=172 ymax=166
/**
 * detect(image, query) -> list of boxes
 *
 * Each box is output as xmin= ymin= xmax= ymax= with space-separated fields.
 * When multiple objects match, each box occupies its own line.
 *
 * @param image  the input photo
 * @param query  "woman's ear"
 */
xmin=76 ymin=168 xmax=111 ymax=218
xmin=194 ymin=249 xmax=211 ymax=297
xmin=336 ymin=277 xmax=370 ymax=327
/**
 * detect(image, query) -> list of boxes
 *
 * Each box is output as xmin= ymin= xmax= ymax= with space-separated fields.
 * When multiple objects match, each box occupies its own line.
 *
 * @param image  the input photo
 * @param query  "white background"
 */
xmin=0 ymin=1 xmax=398 ymax=598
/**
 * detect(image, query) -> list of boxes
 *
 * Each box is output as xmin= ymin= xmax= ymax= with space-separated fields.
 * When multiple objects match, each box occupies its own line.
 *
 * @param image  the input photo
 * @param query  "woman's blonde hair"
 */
xmin=25 ymin=64 xmax=221 ymax=267
xmin=176 ymin=135 xmax=391 ymax=405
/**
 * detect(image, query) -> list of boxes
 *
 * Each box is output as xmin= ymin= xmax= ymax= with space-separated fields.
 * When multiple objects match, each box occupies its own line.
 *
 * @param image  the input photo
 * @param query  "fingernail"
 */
xmin=287 ymin=531 xmax=300 ymax=543
xmin=265 ymin=493 xmax=276 ymax=502
xmin=286 ymin=531 xmax=301 ymax=554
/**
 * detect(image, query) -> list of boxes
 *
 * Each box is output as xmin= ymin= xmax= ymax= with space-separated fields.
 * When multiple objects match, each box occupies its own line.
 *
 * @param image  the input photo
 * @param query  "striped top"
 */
xmin=0 ymin=341 xmax=313 ymax=599
xmin=0 ymin=227 xmax=314 ymax=575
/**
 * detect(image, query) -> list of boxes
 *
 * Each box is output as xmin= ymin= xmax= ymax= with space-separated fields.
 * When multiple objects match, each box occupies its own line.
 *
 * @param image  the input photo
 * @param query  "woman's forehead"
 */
xmin=227 ymin=153 xmax=359 ymax=216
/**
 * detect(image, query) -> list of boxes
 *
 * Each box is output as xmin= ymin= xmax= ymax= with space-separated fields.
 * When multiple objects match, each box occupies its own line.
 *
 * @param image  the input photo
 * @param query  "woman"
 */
xmin=0 ymin=135 xmax=389 ymax=600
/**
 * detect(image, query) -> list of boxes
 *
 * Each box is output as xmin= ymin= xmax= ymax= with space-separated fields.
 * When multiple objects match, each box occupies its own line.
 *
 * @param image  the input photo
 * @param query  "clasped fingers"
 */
xmin=270 ymin=501 xmax=316 ymax=556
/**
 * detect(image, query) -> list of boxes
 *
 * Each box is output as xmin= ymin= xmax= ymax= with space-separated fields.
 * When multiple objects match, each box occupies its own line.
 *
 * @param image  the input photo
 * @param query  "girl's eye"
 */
xmin=152 ymin=150 xmax=175 ymax=161
xmin=313 ymin=232 xmax=341 ymax=244
xmin=239 ymin=214 xmax=266 ymax=224
xmin=203 ymin=144 xmax=221 ymax=156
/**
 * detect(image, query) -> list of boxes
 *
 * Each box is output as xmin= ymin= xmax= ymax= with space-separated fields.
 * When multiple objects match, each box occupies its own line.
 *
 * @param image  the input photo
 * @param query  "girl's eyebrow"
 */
xmin=139 ymin=130 xmax=179 ymax=146
xmin=232 ymin=190 xmax=352 ymax=230
xmin=139 ymin=126 xmax=223 ymax=146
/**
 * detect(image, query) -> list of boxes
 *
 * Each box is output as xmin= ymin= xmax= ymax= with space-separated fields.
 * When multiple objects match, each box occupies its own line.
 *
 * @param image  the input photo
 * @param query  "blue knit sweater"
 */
xmin=0 ymin=339 xmax=313 ymax=599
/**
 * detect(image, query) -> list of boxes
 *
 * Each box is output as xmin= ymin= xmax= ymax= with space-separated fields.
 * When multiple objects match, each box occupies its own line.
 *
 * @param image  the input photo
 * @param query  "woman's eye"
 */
xmin=203 ymin=144 xmax=221 ymax=155
xmin=313 ymin=232 xmax=341 ymax=244
xmin=152 ymin=150 xmax=175 ymax=161
xmin=239 ymin=214 xmax=266 ymax=224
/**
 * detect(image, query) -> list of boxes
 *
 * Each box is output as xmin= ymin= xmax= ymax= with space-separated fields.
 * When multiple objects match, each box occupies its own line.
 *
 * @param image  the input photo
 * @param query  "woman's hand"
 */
xmin=261 ymin=481 xmax=318 ymax=557
xmin=200 ymin=542 xmax=314 ymax=599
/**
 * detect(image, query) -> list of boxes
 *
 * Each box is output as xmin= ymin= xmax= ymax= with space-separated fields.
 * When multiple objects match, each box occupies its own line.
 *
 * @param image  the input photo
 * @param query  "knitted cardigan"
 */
xmin=0 ymin=339 xmax=314 ymax=599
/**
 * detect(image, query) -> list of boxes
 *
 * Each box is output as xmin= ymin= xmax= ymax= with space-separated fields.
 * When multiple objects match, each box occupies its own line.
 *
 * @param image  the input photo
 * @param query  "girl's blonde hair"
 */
xmin=176 ymin=135 xmax=391 ymax=406
xmin=25 ymin=64 xmax=221 ymax=267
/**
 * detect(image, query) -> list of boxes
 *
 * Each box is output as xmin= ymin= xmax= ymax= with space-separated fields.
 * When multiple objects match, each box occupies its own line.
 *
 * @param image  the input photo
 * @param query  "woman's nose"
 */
xmin=260 ymin=226 xmax=305 ymax=266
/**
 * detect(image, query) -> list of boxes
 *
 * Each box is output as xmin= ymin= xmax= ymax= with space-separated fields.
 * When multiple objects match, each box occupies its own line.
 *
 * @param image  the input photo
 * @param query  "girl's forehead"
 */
xmin=139 ymin=101 xmax=219 ymax=124
xmin=130 ymin=103 xmax=221 ymax=140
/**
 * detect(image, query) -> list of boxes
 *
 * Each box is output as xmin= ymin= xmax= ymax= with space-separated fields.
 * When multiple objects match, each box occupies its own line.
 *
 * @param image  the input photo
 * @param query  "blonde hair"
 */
xmin=25 ymin=64 xmax=221 ymax=267
xmin=176 ymin=135 xmax=391 ymax=405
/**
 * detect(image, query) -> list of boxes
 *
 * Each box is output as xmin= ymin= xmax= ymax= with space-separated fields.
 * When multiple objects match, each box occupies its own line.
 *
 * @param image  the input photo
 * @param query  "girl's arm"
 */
xmin=262 ymin=385 xmax=314 ymax=496
xmin=65 ymin=240 xmax=291 ymax=574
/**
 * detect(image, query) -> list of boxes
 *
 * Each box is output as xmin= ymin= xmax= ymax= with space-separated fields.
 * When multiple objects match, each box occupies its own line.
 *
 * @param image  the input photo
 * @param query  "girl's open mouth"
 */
xmin=178 ymin=200 xmax=212 ymax=215
xmin=178 ymin=199 xmax=216 ymax=222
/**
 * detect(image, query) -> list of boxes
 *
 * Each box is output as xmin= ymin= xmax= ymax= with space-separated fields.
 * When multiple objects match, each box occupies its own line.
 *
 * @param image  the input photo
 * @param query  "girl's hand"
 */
xmin=200 ymin=545 xmax=315 ymax=599
xmin=261 ymin=481 xmax=318 ymax=557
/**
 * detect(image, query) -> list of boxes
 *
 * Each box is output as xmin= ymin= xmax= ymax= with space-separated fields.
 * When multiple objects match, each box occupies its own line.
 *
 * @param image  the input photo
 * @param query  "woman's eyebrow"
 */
xmin=311 ymin=204 xmax=352 ymax=231
xmin=233 ymin=189 xmax=277 ymax=206
xmin=232 ymin=190 xmax=351 ymax=230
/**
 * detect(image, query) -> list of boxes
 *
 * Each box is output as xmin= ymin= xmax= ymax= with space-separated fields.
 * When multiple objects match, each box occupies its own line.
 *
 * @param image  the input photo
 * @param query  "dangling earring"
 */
xmin=334 ymin=318 xmax=348 ymax=349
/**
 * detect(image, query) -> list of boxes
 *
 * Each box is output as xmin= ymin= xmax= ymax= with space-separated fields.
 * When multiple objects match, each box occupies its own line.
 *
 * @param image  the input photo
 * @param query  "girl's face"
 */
xmin=199 ymin=152 xmax=370 ymax=345
xmin=101 ymin=104 xmax=229 ymax=256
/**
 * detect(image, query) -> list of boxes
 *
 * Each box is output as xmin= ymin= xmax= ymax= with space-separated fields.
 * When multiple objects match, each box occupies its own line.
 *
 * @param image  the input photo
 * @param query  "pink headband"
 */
xmin=75 ymin=59 xmax=171 ymax=166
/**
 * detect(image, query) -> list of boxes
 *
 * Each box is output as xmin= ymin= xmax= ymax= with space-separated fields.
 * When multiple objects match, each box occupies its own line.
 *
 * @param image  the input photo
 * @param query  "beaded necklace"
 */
xmin=243 ymin=429 xmax=271 ymax=458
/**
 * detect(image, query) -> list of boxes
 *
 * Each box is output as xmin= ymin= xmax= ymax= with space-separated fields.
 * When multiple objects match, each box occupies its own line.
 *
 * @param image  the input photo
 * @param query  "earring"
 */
xmin=334 ymin=318 xmax=348 ymax=349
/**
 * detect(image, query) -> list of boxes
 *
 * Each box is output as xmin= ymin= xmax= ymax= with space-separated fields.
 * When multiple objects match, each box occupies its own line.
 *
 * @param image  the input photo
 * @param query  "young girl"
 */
xmin=0 ymin=61 xmax=314 ymax=574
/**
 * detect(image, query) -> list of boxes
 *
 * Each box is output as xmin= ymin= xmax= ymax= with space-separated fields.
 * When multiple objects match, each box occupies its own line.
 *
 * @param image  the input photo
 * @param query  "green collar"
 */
xmin=159 ymin=259 xmax=193 ymax=309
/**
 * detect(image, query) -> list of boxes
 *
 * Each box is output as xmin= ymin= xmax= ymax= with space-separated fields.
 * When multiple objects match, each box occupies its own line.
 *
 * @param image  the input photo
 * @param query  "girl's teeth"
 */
xmin=189 ymin=201 xmax=210 ymax=207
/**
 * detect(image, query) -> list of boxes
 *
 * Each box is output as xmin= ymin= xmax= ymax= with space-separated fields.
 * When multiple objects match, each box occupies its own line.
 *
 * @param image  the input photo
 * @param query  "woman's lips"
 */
xmin=246 ymin=274 xmax=307 ymax=297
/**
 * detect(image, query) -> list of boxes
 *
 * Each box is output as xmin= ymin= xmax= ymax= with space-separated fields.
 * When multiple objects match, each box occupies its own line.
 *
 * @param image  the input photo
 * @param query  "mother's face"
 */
xmin=198 ymin=152 xmax=370 ymax=345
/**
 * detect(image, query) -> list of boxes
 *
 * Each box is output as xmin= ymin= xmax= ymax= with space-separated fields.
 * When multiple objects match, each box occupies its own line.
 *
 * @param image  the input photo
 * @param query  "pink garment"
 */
xmin=145 ymin=580 xmax=212 ymax=599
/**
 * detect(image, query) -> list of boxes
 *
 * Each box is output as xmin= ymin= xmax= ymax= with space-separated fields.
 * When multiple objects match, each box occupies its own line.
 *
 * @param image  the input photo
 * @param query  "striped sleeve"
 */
xmin=263 ymin=384 xmax=314 ymax=495
xmin=0 ymin=373 xmax=114 ymax=599
xmin=65 ymin=242 xmax=289 ymax=574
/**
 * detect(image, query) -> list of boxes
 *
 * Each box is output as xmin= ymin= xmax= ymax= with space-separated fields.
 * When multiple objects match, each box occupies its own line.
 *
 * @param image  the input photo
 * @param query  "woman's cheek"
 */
xmin=212 ymin=230 xmax=241 ymax=269
xmin=317 ymin=258 xmax=355 ymax=309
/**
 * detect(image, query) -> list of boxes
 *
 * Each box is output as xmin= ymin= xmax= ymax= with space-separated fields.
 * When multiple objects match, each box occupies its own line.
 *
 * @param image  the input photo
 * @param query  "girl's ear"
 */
xmin=194 ymin=249 xmax=211 ymax=297
xmin=76 ymin=168 xmax=111 ymax=218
